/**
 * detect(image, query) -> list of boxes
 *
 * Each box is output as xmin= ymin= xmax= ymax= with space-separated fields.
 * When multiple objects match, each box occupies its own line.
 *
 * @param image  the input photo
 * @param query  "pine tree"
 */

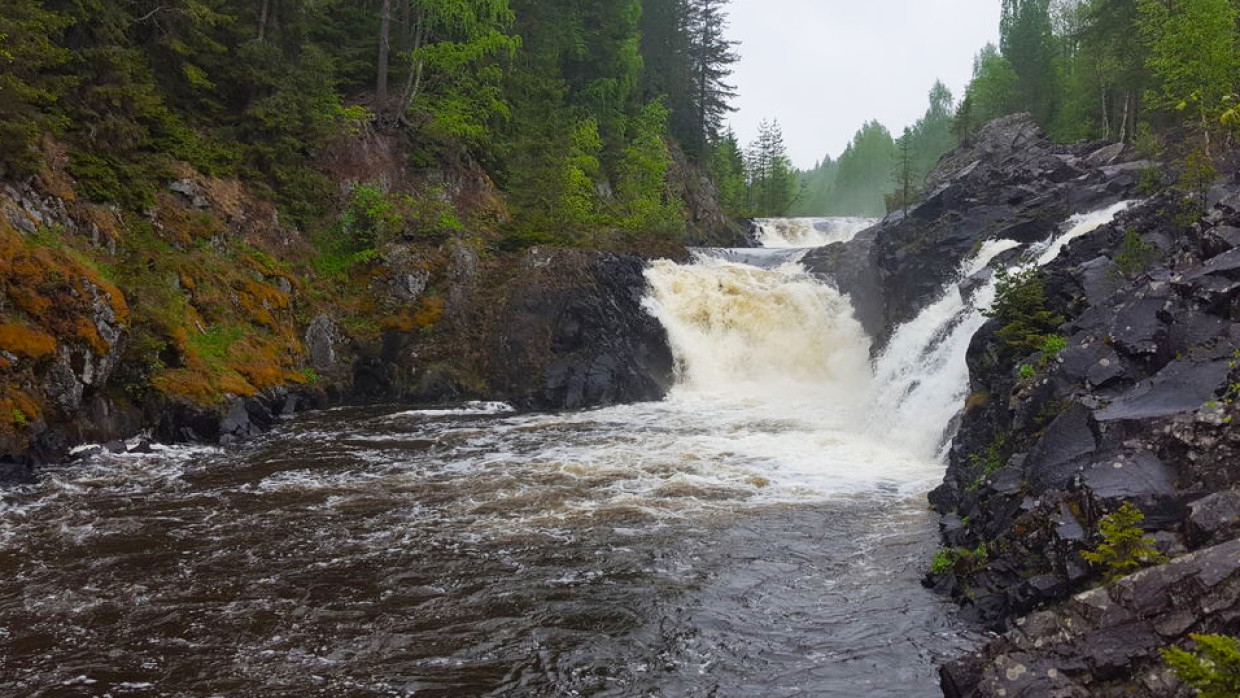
xmin=685 ymin=0 xmax=739 ymax=156
xmin=745 ymin=119 xmax=795 ymax=216
xmin=1001 ymin=0 xmax=1058 ymax=124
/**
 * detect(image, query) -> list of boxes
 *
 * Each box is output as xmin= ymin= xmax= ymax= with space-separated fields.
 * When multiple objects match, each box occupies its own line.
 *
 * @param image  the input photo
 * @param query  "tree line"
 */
xmin=960 ymin=0 xmax=1239 ymax=154
xmin=766 ymin=0 xmax=1240 ymax=219
xmin=0 ymin=0 xmax=742 ymax=246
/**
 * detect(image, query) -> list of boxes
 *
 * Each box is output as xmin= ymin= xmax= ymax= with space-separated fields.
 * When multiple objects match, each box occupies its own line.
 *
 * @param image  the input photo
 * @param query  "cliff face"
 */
xmin=804 ymin=114 xmax=1150 ymax=348
xmin=927 ymin=154 xmax=1240 ymax=694
xmin=0 ymin=138 xmax=676 ymax=477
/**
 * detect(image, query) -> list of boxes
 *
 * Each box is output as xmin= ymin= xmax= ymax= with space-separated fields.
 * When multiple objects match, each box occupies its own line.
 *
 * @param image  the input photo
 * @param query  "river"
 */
xmin=0 ymin=212 xmax=1130 ymax=697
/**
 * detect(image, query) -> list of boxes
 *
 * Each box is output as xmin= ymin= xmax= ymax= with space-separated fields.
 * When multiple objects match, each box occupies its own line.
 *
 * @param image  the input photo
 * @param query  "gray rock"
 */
xmin=943 ymin=538 xmax=1240 ymax=697
xmin=169 ymin=179 xmax=210 ymax=208
xmin=1082 ymin=451 xmax=1181 ymax=524
xmin=1095 ymin=358 xmax=1231 ymax=422
xmin=1186 ymin=489 xmax=1240 ymax=548
xmin=305 ymin=314 xmax=344 ymax=373
xmin=1085 ymin=142 xmax=1127 ymax=167
xmin=1025 ymin=404 xmax=1098 ymax=491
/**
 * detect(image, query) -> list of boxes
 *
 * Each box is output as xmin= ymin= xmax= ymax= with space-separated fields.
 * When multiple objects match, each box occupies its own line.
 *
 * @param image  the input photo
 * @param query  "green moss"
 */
xmin=930 ymin=544 xmax=989 ymax=576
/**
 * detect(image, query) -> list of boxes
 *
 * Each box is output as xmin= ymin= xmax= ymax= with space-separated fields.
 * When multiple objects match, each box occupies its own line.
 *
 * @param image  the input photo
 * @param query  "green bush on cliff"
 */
xmin=1082 ymin=502 xmax=1167 ymax=582
xmin=1163 ymin=634 xmax=1240 ymax=698
xmin=985 ymin=268 xmax=1065 ymax=358
xmin=1115 ymin=230 xmax=1160 ymax=276
xmin=930 ymin=544 xmax=989 ymax=576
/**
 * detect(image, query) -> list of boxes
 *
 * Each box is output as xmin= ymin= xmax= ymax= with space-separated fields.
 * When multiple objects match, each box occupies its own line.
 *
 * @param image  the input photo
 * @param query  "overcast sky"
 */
xmin=725 ymin=0 xmax=1002 ymax=169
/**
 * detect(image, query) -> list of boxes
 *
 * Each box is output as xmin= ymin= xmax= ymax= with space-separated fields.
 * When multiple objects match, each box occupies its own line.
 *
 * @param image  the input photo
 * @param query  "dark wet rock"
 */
xmin=942 ymin=539 xmax=1240 ymax=698
xmin=1185 ymin=489 xmax=1240 ymax=548
xmin=484 ymin=250 xmax=674 ymax=410
xmin=1081 ymin=451 xmax=1182 ymax=524
xmin=1025 ymin=405 xmax=1097 ymax=492
xmin=127 ymin=440 xmax=154 ymax=454
xmin=1095 ymin=358 xmax=1230 ymax=422
xmin=805 ymin=114 xmax=1146 ymax=346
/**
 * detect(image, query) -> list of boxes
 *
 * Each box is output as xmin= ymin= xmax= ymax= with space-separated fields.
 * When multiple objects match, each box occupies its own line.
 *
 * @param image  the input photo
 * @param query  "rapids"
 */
xmin=0 ymin=211 xmax=1133 ymax=697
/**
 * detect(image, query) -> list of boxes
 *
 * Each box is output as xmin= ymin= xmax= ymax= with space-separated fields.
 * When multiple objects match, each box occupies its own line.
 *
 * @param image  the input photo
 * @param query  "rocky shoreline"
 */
xmin=0 ymin=165 xmax=677 ymax=480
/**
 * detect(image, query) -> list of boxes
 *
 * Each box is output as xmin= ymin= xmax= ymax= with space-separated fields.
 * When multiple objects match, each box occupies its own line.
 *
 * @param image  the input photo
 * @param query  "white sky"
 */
xmin=725 ymin=0 xmax=1002 ymax=169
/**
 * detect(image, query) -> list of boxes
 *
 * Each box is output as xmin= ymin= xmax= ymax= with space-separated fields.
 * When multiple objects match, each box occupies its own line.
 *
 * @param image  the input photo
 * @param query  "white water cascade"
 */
xmin=645 ymin=205 xmax=1137 ymax=471
xmin=753 ymin=217 xmax=878 ymax=248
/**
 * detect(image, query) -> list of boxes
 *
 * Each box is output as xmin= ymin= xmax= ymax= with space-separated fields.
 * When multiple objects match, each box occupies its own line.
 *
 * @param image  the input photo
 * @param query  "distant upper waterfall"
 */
xmin=752 ymin=217 xmax=877 ymax=248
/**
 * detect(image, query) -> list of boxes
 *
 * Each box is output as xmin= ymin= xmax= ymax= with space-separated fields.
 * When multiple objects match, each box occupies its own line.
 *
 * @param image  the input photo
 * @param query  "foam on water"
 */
xmin=753 ymin=217 xmax=877 ymax=248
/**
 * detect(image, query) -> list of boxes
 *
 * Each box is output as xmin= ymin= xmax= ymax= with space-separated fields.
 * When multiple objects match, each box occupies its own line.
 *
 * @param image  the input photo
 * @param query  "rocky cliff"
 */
xmin=804 ymin=115 xmax=1152 ymax=347
xmin=922 ymin=140 xmax=1240 ymax=693
xmin=0 ymin=143 xmax=677 ymax=479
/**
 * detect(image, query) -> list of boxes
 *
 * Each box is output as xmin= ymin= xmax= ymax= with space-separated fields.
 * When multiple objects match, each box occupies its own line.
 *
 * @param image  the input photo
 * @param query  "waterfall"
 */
xmin=644 ymin=257 xmax=872 ymax=400
xmin=645 ymin=203 xmax=1137 ymax=463
xmin=753 ymin=217 xmax=878 ymax=249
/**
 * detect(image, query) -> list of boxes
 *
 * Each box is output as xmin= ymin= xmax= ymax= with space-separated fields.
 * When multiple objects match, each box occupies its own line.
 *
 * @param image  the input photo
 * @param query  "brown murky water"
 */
xmin=0 ymin=403 xmax=979 ymax=697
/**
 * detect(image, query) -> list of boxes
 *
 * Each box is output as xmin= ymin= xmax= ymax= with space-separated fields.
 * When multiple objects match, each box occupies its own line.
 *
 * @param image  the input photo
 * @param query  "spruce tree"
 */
xmin=685 ymin=0 xmax=739 ymax=156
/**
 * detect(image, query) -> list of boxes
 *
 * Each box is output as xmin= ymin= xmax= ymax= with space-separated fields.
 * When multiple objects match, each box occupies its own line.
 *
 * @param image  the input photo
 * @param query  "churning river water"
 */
xmin=0 ymin=213 xmax=1133 ymax=697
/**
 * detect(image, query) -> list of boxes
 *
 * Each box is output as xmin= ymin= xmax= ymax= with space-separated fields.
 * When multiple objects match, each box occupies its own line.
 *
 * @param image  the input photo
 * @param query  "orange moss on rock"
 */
xmin=0 ymin=324 xmax=58 ymax=359
xmin=0 ymin=390 xmax=44 ymax=438
xmin=0 ymin=226 xmax=130 ymax=357
xmin=152 ymin=365 xmax=259 ymax=405
xmin=381 ymin=296 xmax=446 ymax=333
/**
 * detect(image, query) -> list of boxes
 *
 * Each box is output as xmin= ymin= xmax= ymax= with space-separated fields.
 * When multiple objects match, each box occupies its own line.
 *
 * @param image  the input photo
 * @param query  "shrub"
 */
xmin=1115 ymin=229 xmax=1159 ymax=276
xmin=930 ymin=544 xmax=989 ymax=575
xmin=1082 ymin=501 xmax=1168 ymax=582
xmin=985 ymin=268 xmax=1065 ymax=358
xmin=1163 ymin=634 xmax=1240 ymax=698
xmin=1018 ymin=363 xmax=1036 ymax=380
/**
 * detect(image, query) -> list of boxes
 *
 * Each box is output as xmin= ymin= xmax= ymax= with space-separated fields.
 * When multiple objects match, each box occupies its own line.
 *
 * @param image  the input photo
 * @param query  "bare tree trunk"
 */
xmin=1100 ymin=88 xmax=1110 ymax=140
xmin=397 ymin=9 xmax=428 ymax=126
xmin=1119 ymin=92 xmax=1130 ymax=143
xmin=258 ymin=0 xmax=271 ymax=41
xmin=377 ymin=0 xmax=392 ymax=108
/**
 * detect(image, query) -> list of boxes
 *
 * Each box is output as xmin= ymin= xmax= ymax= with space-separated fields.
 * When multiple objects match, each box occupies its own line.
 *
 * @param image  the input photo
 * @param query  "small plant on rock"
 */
xmin=1163 ymin=634 xmax=1240 ymax=698
xmin=1114 ymin=229 xmax=1159 ymax=277
xmin=1082 ymin=501 xmax=1167 ymax=582
xmin=930 ymin=544 xmax=989 ymax=576
xmin=11 ymin=409 xmax=28 ymax=427
xmin=985 ymin=268 xmax=1065 ymax=358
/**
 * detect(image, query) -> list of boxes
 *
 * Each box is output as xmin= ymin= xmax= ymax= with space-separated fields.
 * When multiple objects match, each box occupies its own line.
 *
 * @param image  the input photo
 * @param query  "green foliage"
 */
xmin=1182 ymin=148 xmax=1219 ymax=216
xmin=970 ymin=432 xmax=1011 ymax=480
xmin=1001 ymin=0 xmax=1057 ymax=125
xmin=1081 ymin=501 xmax=1168 ymax=582
xmin=930 ymin=544 xmax=990 ymax=575
xmin=189 ymin=325 xmax=244 ymax=366
xmin=1163 ymin=634 xmax=1240 ymax=697
xmin=985 ymin=268 xmax=1066 ymax=357
xmin=10 ymin=408 xmax=28 ymax=428
xmin=745 ymin=119 xmax=797 ymax=216
xmin=0 ymin=1 xmax=72 ymax=176
xmin=955 ymin=44 xmax=1020 ymax=138
xmin=1019 ymin=363 xmax=1037 ymax=380
xmin=338 ymin=184 xmax=403 ymax=254
xmin=614 ymin=101 xmax=683 ymax=236
xmin=1137 ymin=0 xmax=1239 ymax=143
xmin=1115 ymin=229 xmax=1159 ymax=275
xmin=1137 ymin=165 xmax=1164 ymax=195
